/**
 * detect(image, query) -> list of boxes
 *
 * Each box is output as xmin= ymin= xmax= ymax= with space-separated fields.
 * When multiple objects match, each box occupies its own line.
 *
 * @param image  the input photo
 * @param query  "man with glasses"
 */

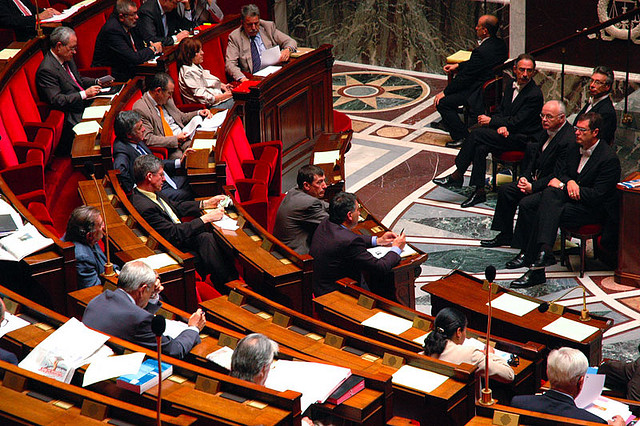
xmin=133 ymin=72 xmax=212 ymax=159
xmin=509 ymin=112 xmax=620 ymax=288
xmin=433 ymin=54 xmax=544 ymax=208
xmin=310 ymin=192 xmax=405 ymax=297
xmin=93 ymin=0 xmax=163 ymax=82
xmin=36 ymin=26 xmax=104 ymax=153
xmin=82 ymin=260 xmax=206 ymax=358
xmin=574 ymin=66 xmax=617 ymax=145
xmin=138 ymin=0 xmax=192 ymax=46
xmin=481 ymin=100 xmax=574 ymax=249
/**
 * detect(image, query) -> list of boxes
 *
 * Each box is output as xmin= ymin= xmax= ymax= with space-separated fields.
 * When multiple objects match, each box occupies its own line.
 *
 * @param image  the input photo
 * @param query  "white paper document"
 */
xmin=265 ymin=360 xmax=351 ymax=413
xmin=367 ymin=244 xmax=416 ymax=259
xmin=392 ymin=364 xmax=448 ymax=393
xmin=0 ymin=223 xmax=53 ymax=261
xmin=73 ymin=120 xmax=102 ymax=136
xmin=413 ymin=333 xmax=429 ymax=345
xmin=212 ymin=214 xmax=239 ymax=231
xmin=139 ymin=253 xmax=178 ymax=270
xmin=192 ymin=138 xmax=216 ymax=151
xmin=488 ymin=293 xmax=539 ymax=317
xmin=0 ymin=312 xmax=30 ymax=338
xmin=200 ymin=109 xmax=228 ymax=131
xmin=0 ymin=49 xmax=20 ymax=60
xmin=206 ymin=346 xmax=234 ymax=370
xmin=254 ymin=65 xmax=281 ymax=77
xmin=82 ymin=105 xmax=110 ymax=120
xmin=574 ymin=373 xmax=633 ymax=423
xmin=463 ymin=337 xmax=512 ymax=361
xmin=313 ymin=150 xmax=340 ymax=165
xmin=361 ymin=312 xmax=413 ymax=335
xmin=542 ymin=316 xmax=599 ymax=342
xmin=82 ymin=352 xmax=145 ymax=387
xmin=260 ymin=46 xmax=281 ymax=68
xmin=182 ymin=116 xmax=203 ymax=139
xmin=163 ymin=319 xmax=189 ymax=339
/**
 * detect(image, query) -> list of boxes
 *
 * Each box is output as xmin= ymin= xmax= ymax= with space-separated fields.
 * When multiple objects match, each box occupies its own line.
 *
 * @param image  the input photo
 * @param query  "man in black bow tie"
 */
xmin=509 ymin=111 xmax=620 ymax=288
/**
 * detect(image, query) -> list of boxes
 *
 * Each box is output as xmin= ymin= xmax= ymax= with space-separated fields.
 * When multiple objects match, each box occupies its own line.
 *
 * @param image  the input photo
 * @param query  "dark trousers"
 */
xmin=455 ymin=127 xmax=527 ymax=188
xmin=185 ymin=231 xmax=238 ymax=287
xmin=491 ymin=181 xmax=527 ymax=235
xmin=599 ymin=358 xmax=640 ymax=401
xmin=437 ymin=92 xmax=473 ymax=141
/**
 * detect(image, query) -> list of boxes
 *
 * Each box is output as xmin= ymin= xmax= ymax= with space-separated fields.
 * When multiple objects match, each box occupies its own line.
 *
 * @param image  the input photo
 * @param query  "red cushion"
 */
xmin=74 ymin=14 xmax=106 ymax=70
xmin=333 ymin=110 xmax=352 ymax=132
xmin=9 ymin=70 xmax=41 ymax=123
xmin=497 ymin=151 xmax=525 ymax=162
xmin=565 ymin=224 xmax=603 ymax=236
xmin=202 ymin=38 xmax=227 ymax=84
xmin=24 ymin=51 xmax=44 ymax=102
xmin=0 ymin=117 xmax=18 ymax=168
xmin=195 ymin=280 xmax=221 ymax=302
xmin=124 ymin=91 xmax=142 ymax=111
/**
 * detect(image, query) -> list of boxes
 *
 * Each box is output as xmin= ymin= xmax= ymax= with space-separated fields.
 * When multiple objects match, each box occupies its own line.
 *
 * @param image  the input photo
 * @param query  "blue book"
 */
xmin=116 ymin=359 xmax=173 ymax=394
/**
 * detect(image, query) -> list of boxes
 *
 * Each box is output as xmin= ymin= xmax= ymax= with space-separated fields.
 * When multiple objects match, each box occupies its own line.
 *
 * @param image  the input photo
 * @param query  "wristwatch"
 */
xmin=558 ymin=182 xmax=565 ymax=190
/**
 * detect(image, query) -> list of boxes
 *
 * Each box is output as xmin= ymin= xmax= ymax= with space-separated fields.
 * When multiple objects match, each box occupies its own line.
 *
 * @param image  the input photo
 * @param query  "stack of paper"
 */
xmin=0 ymin=223 xmax=53 ymax=261
xmin=542 ymin=317 xmax=598 ymax=341
xmin=73 ymin=120 xmax=102 ymax=136
xmin=206 ymin=346 xmax=234 ymax=370
xmin=392 ymin=364 xmax=448 ymax=393
xmin=0 ymin=311 xmax=30 ymax=338
xmin=367 ymin=244 xmax=417 ymax=259
xmin=138 ymin=253 xmax=178 ymax=270
xmin=576 ymin=373 xmax=634 ymax=423
xmin=361 ymin=312 xmax=413 ymax=335
xmin=488 ymin=293 xmax=539 ymax=317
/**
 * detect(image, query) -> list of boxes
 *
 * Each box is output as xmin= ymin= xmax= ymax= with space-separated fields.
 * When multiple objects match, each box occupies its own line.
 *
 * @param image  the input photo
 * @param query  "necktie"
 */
xmin=128 ymin=31 xmax=137 ymax=52
xmin=156 ymin=105 xmax=174 ymax=136
xmin=577 ymin=148 xmax=591 ymax=173
xmin=157 ymin=196 xmax=181 ymax=223
xmin=12 ymin=0 xmax=31 ymax=16
xmin=65 ymin=63 xmax=83 ymax=90
xmin=161 ymin=13 xmax=168 ymax=37
xmin=250 ymin=36 xmax=261 ymax=73
xmin=135 ymin=144 xmax=177 ymax=189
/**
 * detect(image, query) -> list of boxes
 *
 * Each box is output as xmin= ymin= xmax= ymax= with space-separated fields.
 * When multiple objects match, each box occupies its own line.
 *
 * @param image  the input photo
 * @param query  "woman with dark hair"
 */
xmin=177 ymin=38 xmax=233 ymax=108
xmin=424 ymin=307 xmax=514 ymax=383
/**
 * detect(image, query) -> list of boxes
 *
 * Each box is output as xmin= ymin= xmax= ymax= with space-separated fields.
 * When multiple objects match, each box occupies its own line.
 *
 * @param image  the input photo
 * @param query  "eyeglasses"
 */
xmin=589 ymin=78 xmax=607 ymax=86
xmin=573 ymin=126 xmax=590 ymax=133
xmin=540 ymin=113 xmax=561 ymax=120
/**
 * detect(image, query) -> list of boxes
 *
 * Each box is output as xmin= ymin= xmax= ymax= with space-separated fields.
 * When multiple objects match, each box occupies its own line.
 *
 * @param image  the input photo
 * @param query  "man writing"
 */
xmin=273 ymin=165 xmax=329 ymax=255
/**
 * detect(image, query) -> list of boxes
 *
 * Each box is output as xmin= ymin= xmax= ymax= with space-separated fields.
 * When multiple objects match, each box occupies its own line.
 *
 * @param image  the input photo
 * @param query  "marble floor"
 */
xmin=334 ymin=60 xmax=640 ymax=362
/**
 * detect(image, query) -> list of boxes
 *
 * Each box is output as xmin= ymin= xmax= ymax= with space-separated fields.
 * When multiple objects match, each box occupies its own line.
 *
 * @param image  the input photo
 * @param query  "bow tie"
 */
xmin=580 ymin=147 xmax=592 ymax=157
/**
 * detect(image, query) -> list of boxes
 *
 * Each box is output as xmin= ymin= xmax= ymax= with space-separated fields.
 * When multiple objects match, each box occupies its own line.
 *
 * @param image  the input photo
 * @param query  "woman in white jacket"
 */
xmin=177 ymin=38 xmax=233 ymax=109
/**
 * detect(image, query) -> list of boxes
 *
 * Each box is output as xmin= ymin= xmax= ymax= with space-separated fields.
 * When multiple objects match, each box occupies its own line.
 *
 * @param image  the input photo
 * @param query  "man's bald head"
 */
xmin=478 ymin=15 xmax=499 ymax=38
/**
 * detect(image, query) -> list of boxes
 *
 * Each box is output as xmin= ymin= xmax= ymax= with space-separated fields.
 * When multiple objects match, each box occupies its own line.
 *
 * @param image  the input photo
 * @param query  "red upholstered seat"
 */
xmin=491 ymin=150 xmax=525 ymax=192
xmin=123 ymin=90 xmax=142 ymax=112
xmin=202 ymin=38 xmax=227 ymax=84
xmin=74 ymin=14 xmax=111 ymax=78
xmin=27 ymin=201 xmax=60 ymax=237
xmin=195 ymin=280 xmax=221 ymax=302
xmin=561 ymin=224 xmax=603 ymax=278
xmin=167 ymin=61 xmax=206 ymax=111
xmin=497 ymin=151 xmax=524 ymax=163
xmin=333 ymin=110 xmax=352 ymax=133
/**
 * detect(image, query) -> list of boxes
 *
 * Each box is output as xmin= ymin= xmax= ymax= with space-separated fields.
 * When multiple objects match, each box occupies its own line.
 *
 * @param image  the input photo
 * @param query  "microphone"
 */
xmin=537 ymin=285 xmax=581 ymax=314
xmin=85 ymin=161 xmax=115 ymax=276
xmin=151 ymin=314 xmax=166 ymax=426
xmin=479 ymin=265 xmax=496 ymax=406
xmin=485 ymin=265 xmax=496 ymax=283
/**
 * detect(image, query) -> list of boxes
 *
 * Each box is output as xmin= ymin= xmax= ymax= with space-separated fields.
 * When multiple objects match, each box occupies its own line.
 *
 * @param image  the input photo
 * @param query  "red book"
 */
xmin=326 ymin=375 xmax=365 ymax=405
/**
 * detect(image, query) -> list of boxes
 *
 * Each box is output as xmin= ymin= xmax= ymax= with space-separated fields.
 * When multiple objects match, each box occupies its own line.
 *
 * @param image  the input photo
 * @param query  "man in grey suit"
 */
xmin=82 ymin=260 xmax=206 ymax=359
xmin=225 ymin=4 xmax=297 ymax=82
xmin=273 ymin=165 xmax=329 ymax=255
xmin=133 ymin=73 xmax=212 ymax=159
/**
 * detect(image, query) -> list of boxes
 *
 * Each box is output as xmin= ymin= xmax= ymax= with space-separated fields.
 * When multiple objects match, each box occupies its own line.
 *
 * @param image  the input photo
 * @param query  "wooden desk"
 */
xmin=40 ymin=0 xmax=112 ymax=29
xmin=201 ymin=282 xmax=480 ymax=425
xmin=314 ymin=278 xmax=545 ymax=397
xmin=422 ymin=270 xmax=612 ymax=365
xmin=615 ymin=171 xmax=640 ymax=287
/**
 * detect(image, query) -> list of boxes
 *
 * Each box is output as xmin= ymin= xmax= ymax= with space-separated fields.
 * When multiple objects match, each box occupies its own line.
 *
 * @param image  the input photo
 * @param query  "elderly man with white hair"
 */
xmin=511 ymin=347 xmax=624 ymax=425
xmin=230 ymin=333 xmax=279 ymax=386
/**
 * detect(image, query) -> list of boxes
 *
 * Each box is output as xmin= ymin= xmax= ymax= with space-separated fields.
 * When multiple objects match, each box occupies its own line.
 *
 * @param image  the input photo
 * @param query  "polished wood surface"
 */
xmin=615 ymin=171 xmax=640 ymax=287
xmin=422 ymin=270 xmax=612 ymax=365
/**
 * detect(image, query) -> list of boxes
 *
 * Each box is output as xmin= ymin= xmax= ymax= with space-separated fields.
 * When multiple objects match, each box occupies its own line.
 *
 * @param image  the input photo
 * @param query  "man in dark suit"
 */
xmin=510 ymin=112 xmax=621 ymax=288
xmin=36 ymin=27 xmax=103 ymax=153
xmin=138 ymin=0 xmax=192 ymax=47
xmin=0 ymin=299 xmax=19 ymax=365
xmin=273 ymin=165 xmax=329 ymax=255
xmin=113 ymin=110 xmax=194 ymax=202
xmin=574 ymin=65 xmax=617 ymax=145
xmin=230 ymin=333 xmax=278 ymax=385
xmin=309 ymin=192 xmax=405 ymax=297
xmin=432 ymin=14 xmax=508 ymax=147
xmin=82 ymin=260 xmax=205 ymax=359
xmin=93 ymin=0 xmax=163 ymax=82
xmin=512 ymin=347 xmax=624 ymax=425
xmin=130 ymin=154 xmax=237 ymax=287
xmin=481 ymin=100 xmax=575 ymax=249
xmin=0 ymin=0 xmax=58 ymax=41
xmin=433 ymin=53 xmax=544 ymax=208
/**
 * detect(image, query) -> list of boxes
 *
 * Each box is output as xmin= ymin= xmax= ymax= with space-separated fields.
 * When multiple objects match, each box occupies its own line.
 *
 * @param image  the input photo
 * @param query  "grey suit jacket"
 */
xmin=273 ymin=188 xmax=328 ymax=255
xmin=225 ymin=20 xmax=297 ymax=81
xmin=132 ymin=92 xmax=198 ymax=155
xmin=72 ymin=241 xmax=106 ymax=289
xmin=83 ymin=288 xmax=200 ymax=359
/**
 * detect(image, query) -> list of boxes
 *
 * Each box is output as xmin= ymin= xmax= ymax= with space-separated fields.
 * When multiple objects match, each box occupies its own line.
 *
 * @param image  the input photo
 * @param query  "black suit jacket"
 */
xmin=521 ymin=121 xmax=575 ymax=193
xmin=36 ymin=51 xmax=96 ymax=126
xmin=309 ymin=219 xmax=401 ymax=297
xmin=92 ymin=15 xmax=155 ymax=82
xmin=444 ymin=36 xmax=507 ymax=96
xmin=574 ymin=96 xmax=617 ymax=145
xmin=138 ymin=0 xmax=193 ymax=46
xmin=112 ymin=139 xmax=178 ymax=193
xmin=488 ymin=78 xmax=543 ymax=139
xmin=130 ymin=188 xmax=203 ymax=250
xmin=0 ymin=0 xmax=37 ymax=41
xmin=511 ymin=390 xmax=606 ymax=423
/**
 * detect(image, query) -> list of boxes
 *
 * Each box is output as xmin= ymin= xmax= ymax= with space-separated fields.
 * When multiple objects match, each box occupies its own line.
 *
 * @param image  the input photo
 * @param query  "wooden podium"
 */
xmin=615 ymin=171 xmax=640 ymax=287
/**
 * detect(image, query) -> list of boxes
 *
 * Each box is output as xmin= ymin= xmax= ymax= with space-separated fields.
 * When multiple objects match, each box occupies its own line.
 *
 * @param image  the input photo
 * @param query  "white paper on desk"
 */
xmin=163 ymin=319 xmax=189 ymax=339
xmin=463 ymin=337 xmax=511 ymax=361
xmin=139 ymin=253 xmax=178 ymax=270
xmin=0 ymin=49 xmax=20 ymax=60
xmin=0 ymin=223 xmax=53 ymax=262
xmin=265 ymin=360 xmax=351 ymax=413
xmin=82 ymin=105 xmax=110 ymax=120
xmin=313 ymin=150 xmax=340 ymax=165
xmin=392 ymin=364 xmax=448 ymax=393
xmin=199 ymin=110 xmax=228 ymax=131
xmin=413 ymin=332 xmax=429 ymax=345
xmin=73 ymin=120 xmax=102 ymax=136
xmin=488 ymin=293 xmax=539 ymax=317
xmin=0 ymin=312 xmax=29 ymax=338
xmin=192 ymin=138 xmax=216 ymax=150
xmin=542 ymin=316 xmax=599 ymax=342
xmin=82 ymin=352 xmax=145 ymax=387
xmin=361 ymin=312 xmax=413 ymax=335
xmin=212 ymin=214 xmax=239 ymax=231
xmin=260 ymin=46 xmax=281 ymax=68
xmin=253 ymin=65 xmax=281 ymax=77
xmin=206 ymin=346 xmax=234 ymax=370
xmin=82 ymin=344 xmax=114 ymax=366
xmin=182 ymin=115 xmax=203 ymax=139
xmin=586 ymin=396 xmax=634 ymax=423
xmin=367 ymin=244 xmax=416 ymax=259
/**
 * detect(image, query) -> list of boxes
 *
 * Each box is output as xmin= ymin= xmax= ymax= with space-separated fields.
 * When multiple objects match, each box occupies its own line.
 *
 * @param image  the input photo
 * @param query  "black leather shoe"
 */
xmin=430 ymin=120 xmax=448 ymax=131
xmin=461 ymin=191 xmax=486 ymax=208
xmin=505 ymin=251 xmax=527 ymax=269
xmin=481 ymin=233 xmax=512 ymax=248
xmin=445 ymin=138 xmax=465 ymax=148
xmin=510 ymin=269 xmax=546 ymax=288
xmin=433 ymin=174 xmax=463 ymax=188
xmin=532 ymin=250 xmax=556 ymax=268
